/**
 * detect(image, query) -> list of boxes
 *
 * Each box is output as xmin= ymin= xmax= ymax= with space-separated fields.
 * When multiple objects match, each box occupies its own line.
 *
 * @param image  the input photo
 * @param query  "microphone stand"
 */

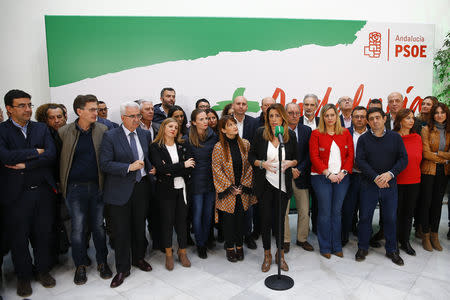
xmin=265 ymin=141 xmax=294 ymax=291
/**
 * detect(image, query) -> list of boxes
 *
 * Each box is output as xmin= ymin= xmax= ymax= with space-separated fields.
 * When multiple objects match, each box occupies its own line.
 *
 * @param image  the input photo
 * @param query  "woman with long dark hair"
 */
xmin=393 ymin=109 xmax=422 ymax=255
xmin=168 ymin=105 xmax=188 ymax=136
xmin=150 ymin=118 xmax=195 ymax=270
xmin=249 ymin=103 xmax=298 ymax=272
xmin=419 ymin=102 xmax=450 ymax=251
xmin=418 ymin=96 xmax=439 ymax=126
xmin=206 ymin=108 xmax=219 ymax=135
xmin=212 ymin=115 xmax=255 ymax=262
xmin=184 ymin=109 xmax=218 ymax=258
xmin=309 ymin=103 xmax=353 ymax=259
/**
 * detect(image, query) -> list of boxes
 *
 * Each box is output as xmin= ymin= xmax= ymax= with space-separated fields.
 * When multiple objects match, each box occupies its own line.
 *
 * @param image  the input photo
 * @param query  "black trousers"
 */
xmin=146 ymin=182 xmax=162 ymax=249
xmin=222 ymin=196 xmax=245 ymax=249
xmin=260 ymin=180 xmax=289 ymax=250
xmin=420 ymin=165 xmax=449 ymax=233
xmin=397 ymin=183 xmax=420 ymax=243
xmin=108 ymin=179 xmax=150 ymax=273
xmin=6 ymin=186 xmax=55 ymax=280
xmin=161 ymin=188 xmax=187 ymax=249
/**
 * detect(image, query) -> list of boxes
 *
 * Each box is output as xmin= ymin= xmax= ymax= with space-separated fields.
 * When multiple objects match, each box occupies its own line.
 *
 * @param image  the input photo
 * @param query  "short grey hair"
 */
xmin=338 ymin=96 xmax=352 ymax=104
xmin=285 ymin=102 xmax=300 ymax=111
xmin=303 ymin=94 xmax=319 ymax=105
xmin=138 ymin=100 xmax=153 ymax=110
xmin=120 ymin=101 xmax=140 ymax=116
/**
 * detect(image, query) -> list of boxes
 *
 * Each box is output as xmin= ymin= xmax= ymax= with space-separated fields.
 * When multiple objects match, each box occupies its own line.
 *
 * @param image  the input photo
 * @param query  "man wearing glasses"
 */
xmin=100 ymin=102 xmax=154 ymax=288
xmin=337 ymin=96 xmax=354 ymax=128
xmin=0 ymin=90 xmax=57 ymax=297
xmin=97 ymin=100 xmax=119 ymax=128
xmin=58 ymin=95 xmax=112 ymax=286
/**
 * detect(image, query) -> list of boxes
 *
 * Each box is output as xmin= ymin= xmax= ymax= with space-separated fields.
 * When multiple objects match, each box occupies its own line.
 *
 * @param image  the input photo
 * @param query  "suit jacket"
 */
xmin=340 ymin=114 xmax=353 ymax=128
xmin=100 ymin=126 xmax=152 ymax=205
xmin=299 ymin=116 xmax=320 ymax=128
xmin=248 ymin=127 xmax=298 ymax=199
xmin=149 ymin=141 xmax=193 ymax=198
xmin=292 ymin=124 xmax=312 ymax=189
xmin=0 ymin=120 xmax=56 ymax=205
xmin=242 ymin=114 xmax=258 ymax=143
xmin=97 ymin=117 xmax=116 ymax=130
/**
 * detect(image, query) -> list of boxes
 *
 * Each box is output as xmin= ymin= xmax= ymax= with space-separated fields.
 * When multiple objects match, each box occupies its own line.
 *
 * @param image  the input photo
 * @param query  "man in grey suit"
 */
xmin=100 ymin=101 xmax=154 ymax=288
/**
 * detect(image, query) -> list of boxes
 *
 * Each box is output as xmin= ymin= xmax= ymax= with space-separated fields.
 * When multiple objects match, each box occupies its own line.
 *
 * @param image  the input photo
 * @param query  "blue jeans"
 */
xmin=358 ymin=180 xmax=398 ymax=253
xmin=341 ymin=173 xmax=362 ymax=241
xmin=65 ymin=182 xmax=108 ymax=267
xmin=311 ymin=175 xmax=350 ymax=254
xmin=192 ymin=191 xmax=216 ymax=247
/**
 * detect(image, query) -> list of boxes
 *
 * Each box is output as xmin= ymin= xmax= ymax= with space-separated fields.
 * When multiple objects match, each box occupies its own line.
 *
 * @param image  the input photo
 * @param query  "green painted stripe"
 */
xmin=45 ymin=16 xmax=366 ymax=87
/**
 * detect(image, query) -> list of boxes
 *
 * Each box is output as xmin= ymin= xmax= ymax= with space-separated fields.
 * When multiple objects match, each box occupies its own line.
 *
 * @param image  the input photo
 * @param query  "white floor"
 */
xmin=2 ymin=205 xmax=450 ymax=300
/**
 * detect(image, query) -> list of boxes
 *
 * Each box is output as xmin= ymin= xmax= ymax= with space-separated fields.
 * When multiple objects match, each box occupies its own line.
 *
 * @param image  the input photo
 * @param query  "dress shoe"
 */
xmin=369 ymin=238 xmax=382 ymax=248
xmin=235 ymin=247 xmax=244 ymax=261
xmin=244 ymin=235 xmax=257 ymax=250
xmin=283 ymin=242 xmax=290 ymax=253
xmin=132 ymin=259 xmax=152 ymax=272
xmin=97 ymin=263 xmax=113 ymax=279
xmin=372 ymin=229 xmax=384 ymax=241
xmin=334 ymin=251 xmax=344 ymax=258
xmin=17 ymin=279 xmax=32 ymax=297
xmin=321 ymin=253 xmax=331 ymax=259
xmin=386 ymin=251 xmax=404 ymax=266
xmin=177 ymin=248 xmax=191 ymax=267
xmin=74 ymin=266 xmax=87 ymax=285
xmin=226 ymin=248 xmax=237 ymax=262
xmin=110 ymin=271 xmax=130 ymax=288
xmin=296 ymin=240 xmax=314 ymax=251
xmin=355 ymin=248 xmax=368 ymax=262
xmin=197 ymin=246 xmax=207 ymax=259
xmin=37 ymin=272 xmax=56 ymax=288
xmin=399 ymin=242 xmax=416 ymax=256
xmin=261 ymin=250 xmax=272 ymax=272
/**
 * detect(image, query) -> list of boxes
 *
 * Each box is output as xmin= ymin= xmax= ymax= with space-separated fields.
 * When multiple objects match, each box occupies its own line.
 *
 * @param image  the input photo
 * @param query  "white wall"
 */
xmin=0 ymin=0 xmax=448 ymax=118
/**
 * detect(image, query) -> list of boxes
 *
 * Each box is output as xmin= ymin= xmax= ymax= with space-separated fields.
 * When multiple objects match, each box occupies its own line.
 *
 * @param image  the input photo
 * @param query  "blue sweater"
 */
xmin=355 ymin=129 xmax=408 ymax=182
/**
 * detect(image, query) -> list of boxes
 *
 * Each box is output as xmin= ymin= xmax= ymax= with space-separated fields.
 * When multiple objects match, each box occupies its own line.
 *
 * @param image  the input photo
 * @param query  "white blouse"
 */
xmin=328 ymin=141 xmax=342 ymax=174
xmin=265 ymin=142 xmax=286 ymax=193
xmin=166 ymin=144 xmax=187 ymax=203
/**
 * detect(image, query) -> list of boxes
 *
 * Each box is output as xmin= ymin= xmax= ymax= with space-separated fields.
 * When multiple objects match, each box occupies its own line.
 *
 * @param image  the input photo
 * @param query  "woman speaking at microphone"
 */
xmin=249 ymin=103 xmax=298 ymax=272
xmin=309 ymin=104 xmax=353 ymax=259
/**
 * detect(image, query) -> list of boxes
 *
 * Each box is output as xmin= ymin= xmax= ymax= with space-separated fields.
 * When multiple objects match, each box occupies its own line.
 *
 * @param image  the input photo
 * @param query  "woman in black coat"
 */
xmin=149 ymin=118 xmax=195 ymax=271
xmin=248 ymin=103 xmax=298 ymax=273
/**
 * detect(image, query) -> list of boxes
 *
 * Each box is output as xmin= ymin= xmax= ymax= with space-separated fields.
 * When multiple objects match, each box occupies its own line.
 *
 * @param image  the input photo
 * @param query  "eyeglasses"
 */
xmin=83 ymin=108 xmax=98 ymax=113
xmin=12 ymin=103 xmax=34 ymax=109
xmin=98 ymin=107 xmax=108 ymax=112
xmin=124 ymin=114 xmax=142 ymax=119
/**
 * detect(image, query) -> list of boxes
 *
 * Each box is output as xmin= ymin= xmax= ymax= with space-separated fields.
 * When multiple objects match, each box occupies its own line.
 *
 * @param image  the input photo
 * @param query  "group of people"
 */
xmin=0 ymin=87 xmax=448 ymax=298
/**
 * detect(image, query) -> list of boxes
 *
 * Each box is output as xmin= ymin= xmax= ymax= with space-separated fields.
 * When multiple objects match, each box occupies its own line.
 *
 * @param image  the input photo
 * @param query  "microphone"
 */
xmin=275 ymin=126 xmax=284 ymax=145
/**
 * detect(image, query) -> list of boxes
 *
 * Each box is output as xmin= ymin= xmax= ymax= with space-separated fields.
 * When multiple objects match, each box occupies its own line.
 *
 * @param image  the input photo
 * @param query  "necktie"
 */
xmin=129 ymin=132 xmax=142 ymax=182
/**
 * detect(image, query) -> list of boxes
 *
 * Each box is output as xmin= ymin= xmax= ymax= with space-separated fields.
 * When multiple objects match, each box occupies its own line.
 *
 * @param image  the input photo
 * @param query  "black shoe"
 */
xmin=399 ymin=242 xmax=416 ymax=256
xmin=37 ymin=272 xmax=56 ymax=288
xmin=226 ymin=248 xmax=237 ymax=262
xmin=372 ymin=229 xmax=384 ymax=241
xmin=97 ymin=263 xmax=113 ymax=279
xmin=283 ymin=242 xmax=290 ymax=253
xmin=296 ymin=240 xmax=314 ymax=251
xmin=355 ymin=248 xmax=368 ymax=262
xmin=235 ymin=247 xmax=244 ymax=261
xmin=386 ymin=251 xmax=404 ymax=266
xmin=369 ymin=238 xmax=382 ymax=248
xmin=17 ymin=279 xmax=32 ymax=297
xmin=74 ymin=266 xmax=87 ymax=285
xmin=244 ymin=235 xmax=257 ymax=250
xmin=187 ymin=234 xmax=195 ymax=246
xmin=197 ymin=246 xmax=207 ymax=259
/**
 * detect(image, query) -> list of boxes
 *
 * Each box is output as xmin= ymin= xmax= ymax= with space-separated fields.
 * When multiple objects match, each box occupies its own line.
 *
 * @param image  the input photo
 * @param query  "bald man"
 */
xmin=257 ymin=97 xmax=276 ymax=127
xmin=337 ymin=96 xmax=354 ymax=128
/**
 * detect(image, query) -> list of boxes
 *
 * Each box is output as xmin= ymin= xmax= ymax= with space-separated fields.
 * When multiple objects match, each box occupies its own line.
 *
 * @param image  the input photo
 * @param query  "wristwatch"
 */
xmin=341 ymin=170 xmax=348 ymax=175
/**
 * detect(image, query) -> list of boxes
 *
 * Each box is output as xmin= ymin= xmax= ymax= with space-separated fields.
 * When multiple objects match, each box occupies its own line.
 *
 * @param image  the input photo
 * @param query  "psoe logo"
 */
xmin=364 ymin=32 xmax=382 ymax=58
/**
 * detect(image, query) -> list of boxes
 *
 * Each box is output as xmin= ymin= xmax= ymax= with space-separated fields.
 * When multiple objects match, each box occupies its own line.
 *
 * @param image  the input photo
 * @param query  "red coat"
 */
xmin=397 ymin=133 xmax=422 ymax=184
xmin=309 ymin=128 xmax=354 ymax=174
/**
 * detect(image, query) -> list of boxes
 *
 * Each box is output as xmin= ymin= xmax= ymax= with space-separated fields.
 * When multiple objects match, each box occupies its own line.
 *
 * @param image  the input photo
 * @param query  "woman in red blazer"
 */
xmin=309 ymin=103 xmax=354 ymax=259
xmin=393 ymin=108 xmax=422 ymax=256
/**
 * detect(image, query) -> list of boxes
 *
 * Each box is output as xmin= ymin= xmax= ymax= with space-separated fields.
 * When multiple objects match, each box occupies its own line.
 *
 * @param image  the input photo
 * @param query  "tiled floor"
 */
xmin=1 ymin=205 xmax=450 ymax=300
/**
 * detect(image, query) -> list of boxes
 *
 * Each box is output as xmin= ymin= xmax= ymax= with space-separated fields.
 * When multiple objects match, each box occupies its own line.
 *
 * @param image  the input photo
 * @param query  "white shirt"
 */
xmin=389 ymin=114 xmax=395 ymax=129
xmin=352 ymin=127 xmax=367 ymax=173
xmin=140 ymin=121 xmax=155 ymax=141
xmin=303 ymin=116 xmax=317 ymax=130
xmin=123 ymin=126 xmax=146 ymax=178
xmin=328 ymin=141 xmax=342 ymax=174
xmin=166 ymin=144 xmax=187 ymax=203
xmin=236 ymin=115 xmax=245 ymax=138
xmin=265 ymin=142 xmax=286 ymax=193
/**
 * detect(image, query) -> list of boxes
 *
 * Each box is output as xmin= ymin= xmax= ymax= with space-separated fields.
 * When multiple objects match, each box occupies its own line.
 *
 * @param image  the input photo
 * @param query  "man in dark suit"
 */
xmin=284 ymin=103 xmax=314 ymax=252
xmin=100 ymin=101 xmax=154 ymax=288
xmin=257 ymin=97 xmax=275 ymax=128
xmin=0 ymin=89 xmax=57 ymax=297
xmin=98 ymin=100 xmax=119 ymax=128
xmin=232 ymin=95 xmax=258 ymax=249
xmin=338 ymin=96 xmax=353 ymax=128
xmin=299 ymin=94 xmax=320 ymax=233
xmin=341 ymin=106 xmax=368 ymax=246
